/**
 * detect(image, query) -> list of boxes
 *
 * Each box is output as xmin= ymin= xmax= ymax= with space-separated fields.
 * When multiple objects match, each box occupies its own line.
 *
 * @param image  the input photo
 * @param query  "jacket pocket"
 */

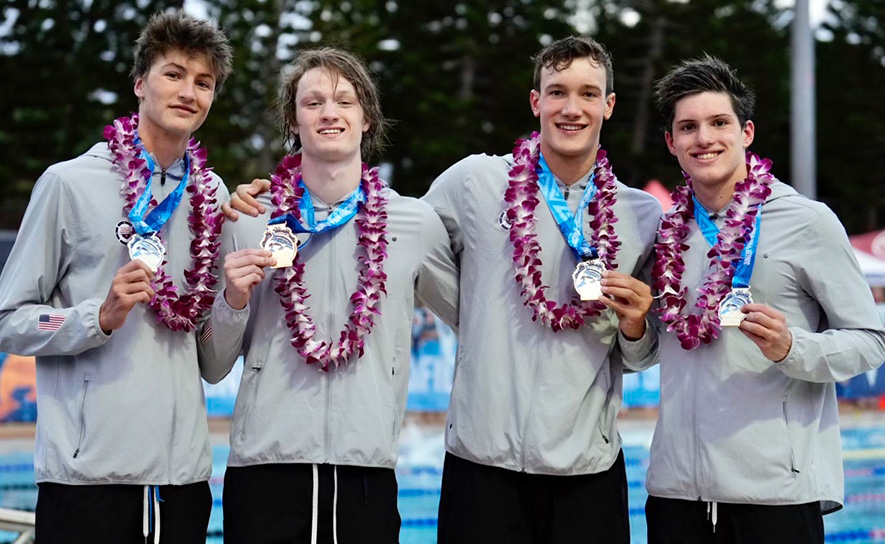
xmin=72 ymin=373 xmax=91 ymax=458
xmin=598 ymin=365 xmax=615 ymax=444
xmin=235 ymin=358 xmax=265 ymax=444
xmin=389 ymin=331 xmax=408 ymax=444
xmin=782 ymin=395 xmax=800 ymax=474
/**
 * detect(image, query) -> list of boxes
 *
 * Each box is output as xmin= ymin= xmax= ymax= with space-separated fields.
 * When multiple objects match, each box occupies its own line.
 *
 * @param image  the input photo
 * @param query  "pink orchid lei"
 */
xmin=270 ymin=154 xmax=389 ymax=371
xmin=653 ymin=152 xmax=774 ymax=350
xmin=504 ymin=131 xmax=621 ymax=332
xmin=104 ymin=114 xmax=223 ymax=332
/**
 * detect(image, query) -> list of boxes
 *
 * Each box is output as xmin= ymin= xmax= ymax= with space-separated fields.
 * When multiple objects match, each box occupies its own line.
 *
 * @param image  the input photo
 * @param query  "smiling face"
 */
xmin=293 ymin=67 xmax=369 ymax=165
xmin=134 ymin=48 xmax=216 ymax=145
xmin=530 ymin=56 xmax=615 ymax=177
xmin=665 ymin=91 xmax=755 ymax=202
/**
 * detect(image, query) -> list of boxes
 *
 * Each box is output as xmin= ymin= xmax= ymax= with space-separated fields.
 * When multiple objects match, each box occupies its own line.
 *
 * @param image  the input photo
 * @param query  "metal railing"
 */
xmin=0 ymin=507 xmax=35 ymax=544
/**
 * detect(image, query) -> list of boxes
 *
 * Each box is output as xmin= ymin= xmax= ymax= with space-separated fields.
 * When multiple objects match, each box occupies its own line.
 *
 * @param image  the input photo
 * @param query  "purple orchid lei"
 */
xmin=503 ymin=131 xmax=621 ymax=332
xmin=653 ymin=152 xmax=774 ymax=350
xmin=104 ymin=114 xmax=223 ymax=333
xmin=270 ymin=154 xmax=390 ymax=371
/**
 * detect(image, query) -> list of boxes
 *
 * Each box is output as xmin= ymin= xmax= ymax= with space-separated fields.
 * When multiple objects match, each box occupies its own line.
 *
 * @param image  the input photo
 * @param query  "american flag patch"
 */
xmin=38 ymin=314 xmax=65 ymax=332
xmin=200 ymin=320 xmax=212 ymax=344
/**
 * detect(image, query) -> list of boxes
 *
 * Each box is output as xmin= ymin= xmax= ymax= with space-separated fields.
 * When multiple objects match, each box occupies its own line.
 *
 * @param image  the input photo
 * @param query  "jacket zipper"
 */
xmin=162 ymin=177 xmax=176 ymax=479
xmin=324 ymin=208 xmax=337 ymax=463
xmin=73 ymin=373 xmax=91 ymax=458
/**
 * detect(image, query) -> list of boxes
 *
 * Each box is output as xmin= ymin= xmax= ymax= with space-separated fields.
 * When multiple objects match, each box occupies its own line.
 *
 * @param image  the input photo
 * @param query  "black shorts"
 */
xmin=36 ymin=481 xmax=211 ymax=544
xmin=223 ymin=463 xmax=401 ymax=544
xmin=646 ymin=495 xmax=825 ymax=544
xmin=438 ymin=450 xmax=630 ymax=544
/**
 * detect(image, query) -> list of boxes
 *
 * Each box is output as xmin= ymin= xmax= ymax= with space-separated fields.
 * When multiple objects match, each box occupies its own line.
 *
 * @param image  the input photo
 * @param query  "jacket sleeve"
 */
xmin=775 ymin=208 xmax=885 ymax=383
xmin=616 ymin=319 xmax=659 ymax=372
xmin=421 ymin=161 xmax=468 ymax=261
xmin=0 ymin=171 xmax=111 ymax=357
xmin=197 ymin=209 xmax=250 ymax=384
xmin=418 ymin=160 xmax=474 ymax=330
xmin=415 ymin=205 xmax=460 ymax=331
xmin=614 ymin=248 xmax=660 ymax=372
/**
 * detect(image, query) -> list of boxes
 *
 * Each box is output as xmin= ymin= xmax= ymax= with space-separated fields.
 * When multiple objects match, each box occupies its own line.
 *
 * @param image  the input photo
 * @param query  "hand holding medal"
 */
xmin=737 ymin=302 xmax=793 ymax=362
xmin=222 ymin=249 xmax=275 ymax=311
xmin=98 ymin=259 xmax=156 ymax=334
xmin=597 ymin=270 xmax=654 ymax=340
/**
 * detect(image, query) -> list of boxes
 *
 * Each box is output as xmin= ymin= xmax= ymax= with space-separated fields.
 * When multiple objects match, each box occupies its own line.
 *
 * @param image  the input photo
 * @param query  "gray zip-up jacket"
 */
xmin=629 ymin=181 xmax=885 ymax=512
xmin=422 ymin=153 xmax=661 ymax=475
xmin=200 ymin=187 xmax=458 ymax=469
xmin=0 ymin=143 xmax=228 ymax=485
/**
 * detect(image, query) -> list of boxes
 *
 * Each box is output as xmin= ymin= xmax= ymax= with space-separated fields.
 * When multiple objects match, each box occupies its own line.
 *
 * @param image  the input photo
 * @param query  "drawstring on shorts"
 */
xmin=706 ymin=501 xmax=718 ymax=533
xmin=310 ymin=464 xmax=340 ymax=544
xmin=143 ymin=485 xmax=163 ymax=544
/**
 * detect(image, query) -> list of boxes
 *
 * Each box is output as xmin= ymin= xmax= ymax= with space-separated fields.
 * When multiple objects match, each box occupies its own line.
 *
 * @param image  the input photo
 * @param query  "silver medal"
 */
xmin=718 ymin=287 xmax=753 ymax=327
xmin=572 ymin=259 xmax=605 ymax=301
xmin=115 ymin=220 xmax=135 ymax=245
xmin=260 ymin=224 xmax=298 ymax=269
xmin=127 ymin=233 xmax=165 ymax=273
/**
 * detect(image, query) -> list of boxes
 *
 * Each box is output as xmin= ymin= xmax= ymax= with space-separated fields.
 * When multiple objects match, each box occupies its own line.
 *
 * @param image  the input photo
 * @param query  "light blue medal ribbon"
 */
xmin=128 ymin=147 xmax=191 ymax=236
xmin=692 ymin=194 xmax=762 ymax=289
xmin=537 ymin=153 xmax=599 ymax=261
xmin=268 ymin=180 xmax=366 ymax=248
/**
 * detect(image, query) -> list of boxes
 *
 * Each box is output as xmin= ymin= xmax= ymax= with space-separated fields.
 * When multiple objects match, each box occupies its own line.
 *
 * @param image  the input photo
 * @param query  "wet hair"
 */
xmin=278 ymin=47 xmax=388 ymax=160
xmin=654 ymin=54 xmax=756 ymax=132
xmin=532 ymin=36 xmax=614 ymax=95
xmin=131 ymin=10 xmax=233 ymax=91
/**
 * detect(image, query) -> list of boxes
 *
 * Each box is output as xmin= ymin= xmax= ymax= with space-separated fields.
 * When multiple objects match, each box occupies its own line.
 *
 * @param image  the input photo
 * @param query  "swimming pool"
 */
xmin=0 ymin=416 xmax=881 ymax=543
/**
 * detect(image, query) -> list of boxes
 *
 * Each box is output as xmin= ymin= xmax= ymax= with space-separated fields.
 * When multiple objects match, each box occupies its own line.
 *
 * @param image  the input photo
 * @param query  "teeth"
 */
xmin=558 ymin=125 xmax=583 ymax=131
xmin=319 ymin=129 xmax=343 ymax=135
xmin=696 ymin=152 xmax=719 ymax=159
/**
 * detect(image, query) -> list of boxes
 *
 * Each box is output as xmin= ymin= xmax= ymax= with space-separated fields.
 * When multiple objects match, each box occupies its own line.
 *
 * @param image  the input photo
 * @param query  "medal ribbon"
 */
xmin=268 ymin=180 xmax=366 ymax=245
xmin=128 ymin=145 xmax=191 ymax=236
xmin=536 ymin=153 xmax=599 ymax=261
xmin=692 ymin=195 xmax=762 ymax=289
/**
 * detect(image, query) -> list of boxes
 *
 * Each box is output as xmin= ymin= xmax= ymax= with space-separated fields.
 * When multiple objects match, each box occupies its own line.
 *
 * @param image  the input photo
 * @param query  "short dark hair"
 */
xmin=532 ymin=36 xmax=614 ymax=95
xmin=131 ymin=10 xmax=233 ymax=91
xmin=279 ymin=47 xmax=388 ymax=160
xmin=654 ymin=55 xmax=755 ymax=132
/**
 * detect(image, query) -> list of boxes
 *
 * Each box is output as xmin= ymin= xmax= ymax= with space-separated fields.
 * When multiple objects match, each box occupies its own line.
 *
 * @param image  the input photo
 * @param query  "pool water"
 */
xmin=0 ymin=418 xmax=882 ymax=543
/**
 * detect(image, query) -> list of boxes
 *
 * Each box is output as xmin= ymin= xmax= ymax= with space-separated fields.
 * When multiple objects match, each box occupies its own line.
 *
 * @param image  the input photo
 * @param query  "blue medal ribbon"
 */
xmin=692 ymin=195 xmax=762 ymax=289
xmin=268 ymin=180 xmax=366 ymax=247
xmin=536 ymin=153 xmax=599 ymax=261
xmin=128 ymin=143 xmax=190 ymax=237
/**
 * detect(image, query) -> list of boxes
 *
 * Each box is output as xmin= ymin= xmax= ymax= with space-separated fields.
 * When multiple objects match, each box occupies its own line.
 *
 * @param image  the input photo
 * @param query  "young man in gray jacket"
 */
xmin=632 ymin=56 xmax=885 ymax=543
xmin=0 ymin=11 xmax=232 ymax=544
xmin=421 ymin=36 xmax=660 ymax=544
xmin=201 ymin=47 xmax=457 ymax=544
